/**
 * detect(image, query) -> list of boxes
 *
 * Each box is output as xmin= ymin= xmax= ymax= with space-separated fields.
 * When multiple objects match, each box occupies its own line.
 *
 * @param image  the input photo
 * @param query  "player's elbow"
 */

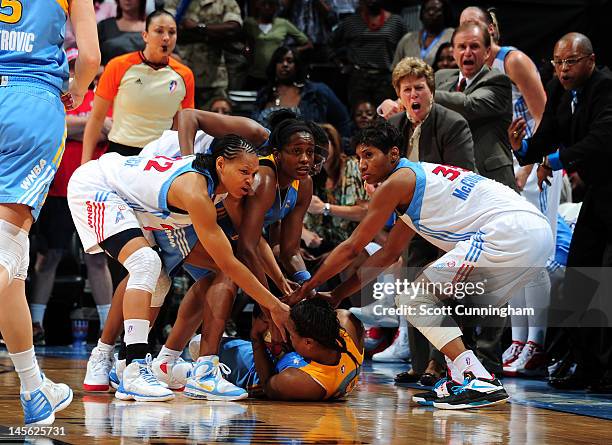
xmin=80 ymin=49 xmax=101 ymax=70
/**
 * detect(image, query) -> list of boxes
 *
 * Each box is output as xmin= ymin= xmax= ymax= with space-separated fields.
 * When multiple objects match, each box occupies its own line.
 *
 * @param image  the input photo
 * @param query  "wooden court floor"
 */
xmin=0 ymin=356 xmax=610 ymax=444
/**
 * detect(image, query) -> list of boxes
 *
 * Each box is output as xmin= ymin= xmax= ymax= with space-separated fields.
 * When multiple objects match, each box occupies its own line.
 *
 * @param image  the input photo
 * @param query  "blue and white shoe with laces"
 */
xmin=184 ymin=356 xmax=247 ymax=401
xmin=115 ymin=354 xmax=174 ymax=402
xmin=433 ymin=372 xmax=509 ymax=409
xmin=21 ymin=375 xmax=73 ymax=425
xmin=412 ymin=376 xmax=460 ymax=406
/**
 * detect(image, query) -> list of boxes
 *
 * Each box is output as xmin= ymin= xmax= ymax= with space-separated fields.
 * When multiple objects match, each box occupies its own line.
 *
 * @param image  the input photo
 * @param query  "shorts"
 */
xmin=0 ymin=81 xmax=66 ymax=220
xmin=67 ymin=160 xmax=149 ymax=254
xmin=36 ymin=196 xmax=75 ymax=250
xmin=422 ymin=211 xmax=554 ymax=306
xmin=218 ymin=338 xmax=259 ymax=389
xmin=153 ymin=225 xmax=213 ymax=280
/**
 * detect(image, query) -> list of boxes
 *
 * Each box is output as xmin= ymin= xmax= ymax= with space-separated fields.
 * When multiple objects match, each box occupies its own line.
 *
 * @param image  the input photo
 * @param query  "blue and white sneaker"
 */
xmin=412 ymin=376 xmax=460 ymax=406
xmin=115 ymin=354 xmax=174 ymax=402
xmin=108 ymin=353 xmax=125 ymax=390
xmin=184 ymin=356 xmax=248 ymax=401
xmin=433 ymin=372 xmax=509 ymax=410
xmin=21 ymin=375 xmax=73 ymax=425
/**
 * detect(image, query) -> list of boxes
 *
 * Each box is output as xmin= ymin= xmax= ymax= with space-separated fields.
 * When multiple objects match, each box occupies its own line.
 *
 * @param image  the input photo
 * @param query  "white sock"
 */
xmin=453 ymin=350 xmax=493 ymax=380
xmin=29 ymin=304 xmax=46 ymax=326
xmin=97 ymin=339 xmax=114 ymax=355
xmin=158 ymin=346 xmax=181 ymax=361
xmin=10 ymin=347 xmax=43 ymax=392
xmin=123 ymin=319 xmax=150 ymax=345
xmin=444 ymin=356 xmax=463 ymax=383
xmin=96 ymin=304 xmax=111 ymax=330
xmin=527 ymin=330 xmax=546 ymax=348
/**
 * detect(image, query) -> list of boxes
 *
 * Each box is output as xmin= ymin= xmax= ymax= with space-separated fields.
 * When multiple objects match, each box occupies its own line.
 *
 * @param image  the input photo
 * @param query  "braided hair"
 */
xmin=290 ymin=298 xmax=359 ymax=368
xmin=268 ymin=118 xmax=314 ymax=155
xmin=192 ymin=134 xmax=256 ymax=186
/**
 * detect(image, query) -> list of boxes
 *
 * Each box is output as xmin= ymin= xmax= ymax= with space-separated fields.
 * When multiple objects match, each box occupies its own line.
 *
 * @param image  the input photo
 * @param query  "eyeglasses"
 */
xmin=550 ymin=54 xmax=592 ymax=68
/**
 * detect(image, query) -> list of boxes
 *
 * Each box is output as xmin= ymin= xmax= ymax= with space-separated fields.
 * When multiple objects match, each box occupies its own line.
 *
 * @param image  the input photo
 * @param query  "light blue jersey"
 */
xmin=0 ymin=1 xmax=69 ymax=219
xmin=0 ymin=0 xmax=69 ymax=92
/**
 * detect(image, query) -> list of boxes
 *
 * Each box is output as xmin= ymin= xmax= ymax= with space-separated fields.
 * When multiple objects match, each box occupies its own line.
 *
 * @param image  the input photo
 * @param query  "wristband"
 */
xmin=292 ymin=270 xmax=311 ymax=285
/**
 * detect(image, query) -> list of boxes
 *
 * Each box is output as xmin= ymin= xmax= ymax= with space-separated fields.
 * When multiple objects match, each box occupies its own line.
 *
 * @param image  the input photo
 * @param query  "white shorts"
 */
xmin=67 ymin=161 xmax=150 ymax=254
xmin=422 ymin=211 xmax=554 ymax=305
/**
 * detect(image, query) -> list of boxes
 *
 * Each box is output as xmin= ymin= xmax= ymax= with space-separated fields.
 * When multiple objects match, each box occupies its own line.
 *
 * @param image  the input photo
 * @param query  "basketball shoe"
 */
xmin=412 ymin=375 xmax=461 ymax=406
xmin=433 ymin=372 xmax=509 ymax=410
xmin=372 ymin=328 xmax=410 ymax=362
xmin=83 ymin=346 xmax=114 ymax=391
xmin=184 ymin=356 xmax=247 ymax=401
xmin=152 ymin=355 xmax=195 ymax=390
xmin=21 ymin=375 xmax=73 ymax=425
xmin=502 ymin=341 xmax=525 ymax=366
xmin=503 ymin=341 xmax=547 ymax=377
xmin=115 ymin=354 xmax=174 ymax=402
xmin=108 ymin=353 xmax=126 ymax=390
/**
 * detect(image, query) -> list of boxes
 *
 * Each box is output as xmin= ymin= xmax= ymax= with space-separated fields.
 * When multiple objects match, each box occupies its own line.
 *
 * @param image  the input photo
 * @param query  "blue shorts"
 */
xmin=0 ymin=80 xmax=66 ymax=220
xmin=153 ymin=225 xmax=213 ymax=281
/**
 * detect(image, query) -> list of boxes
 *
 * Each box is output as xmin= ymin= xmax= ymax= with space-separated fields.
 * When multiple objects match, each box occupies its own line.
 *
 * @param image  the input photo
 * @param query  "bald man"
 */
xmin=509 ymin=33 xmax=612 ymax=393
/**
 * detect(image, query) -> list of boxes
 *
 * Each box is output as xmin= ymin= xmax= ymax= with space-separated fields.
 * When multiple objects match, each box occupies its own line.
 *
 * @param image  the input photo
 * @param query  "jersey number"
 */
xmin=432 ymin=165 xmax=465 ymax=181
xmin=144 ymin=157 xmax=175 ymax=172
xmin=0 ymin=0 xmax=22 ymax=24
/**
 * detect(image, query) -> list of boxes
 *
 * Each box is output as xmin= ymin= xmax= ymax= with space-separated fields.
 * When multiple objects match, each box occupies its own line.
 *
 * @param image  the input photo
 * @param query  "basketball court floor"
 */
xmin=0 ymin=347 xmax=610 ymax=444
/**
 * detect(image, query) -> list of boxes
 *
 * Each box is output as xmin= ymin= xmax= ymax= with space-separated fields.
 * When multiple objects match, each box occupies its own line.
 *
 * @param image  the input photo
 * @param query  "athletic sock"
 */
xmin=29 ymin=304 xmax=46 ymax=326
xmin=10 ymin=347 xmax=44 ymax=392
xmin=96 ymin=304 xmax=111 ymax=330
xmin=158 ymin=346 xmax=181 ymax=361
xmin=124 ymin=319 xmax=150 ymax=365
xmin=96 ymin=339 xmax=114 ymax=356
xmin=453 ymin=350 xmax=493 ymax=380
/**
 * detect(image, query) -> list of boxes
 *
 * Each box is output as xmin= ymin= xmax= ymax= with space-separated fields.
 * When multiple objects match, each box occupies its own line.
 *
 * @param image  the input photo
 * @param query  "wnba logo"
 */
xmin=127 ymin=325 xmax=134 ymax=335
xmin=169 ymin=80 xmax=177 ymax=93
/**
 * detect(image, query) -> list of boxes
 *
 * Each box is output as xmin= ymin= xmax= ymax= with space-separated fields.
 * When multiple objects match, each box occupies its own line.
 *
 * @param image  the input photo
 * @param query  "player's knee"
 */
xmin=150 ymin=269 xmax=171 ymax=307
xmin=0 ymin=220 xmax=30 ymax=282
xmin=123 ymin=246 xmax=161 ymax=294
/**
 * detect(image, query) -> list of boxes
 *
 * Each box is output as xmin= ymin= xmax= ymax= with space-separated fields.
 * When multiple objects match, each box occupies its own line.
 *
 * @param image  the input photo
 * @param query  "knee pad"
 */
xmin=150 ymin=269 xmax=171 ymax=307
xmin=123 ymin=246 xmax=161 ymax=294
xmin=0 ymin=220 xmax=29 ymax=282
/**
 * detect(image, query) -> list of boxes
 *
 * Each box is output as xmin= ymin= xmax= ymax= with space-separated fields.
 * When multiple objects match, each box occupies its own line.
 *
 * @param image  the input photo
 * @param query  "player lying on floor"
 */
xmin=291 ymin=122 xmax=553 ymax=409
xmin=185 ymin=298 xmax=364 ymax=401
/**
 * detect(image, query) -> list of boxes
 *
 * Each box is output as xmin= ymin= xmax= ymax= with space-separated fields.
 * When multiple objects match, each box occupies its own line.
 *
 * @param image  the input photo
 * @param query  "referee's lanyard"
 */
xmin=420 ymin=31 xmax=443 ymax=60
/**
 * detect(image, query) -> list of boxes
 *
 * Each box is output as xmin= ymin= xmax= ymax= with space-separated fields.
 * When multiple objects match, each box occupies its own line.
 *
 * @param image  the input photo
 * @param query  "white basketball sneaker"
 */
xmin=83 ymin=346 xmax=114 ymax=392
xmin=21 ymin=375 xmax=73 ymax=425
xmin=152 ymin=355 xmax=195 ymax=390
xmin=115 ymin=354 xmax=174 ymax=402
xmin=184 ymin=356 xmax=247 ymax=401
xmin=372 ymin=329 xmax=410 ymax=362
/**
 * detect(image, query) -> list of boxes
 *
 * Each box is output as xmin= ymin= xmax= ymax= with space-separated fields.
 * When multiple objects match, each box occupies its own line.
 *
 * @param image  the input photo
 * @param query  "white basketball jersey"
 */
xmin=139 ymin=130 xmax=215 ymax=158
xmin=395 ymin=159 xmax=544 ymax=252
xmin=96 ymin=153 xmax=215 ymax=230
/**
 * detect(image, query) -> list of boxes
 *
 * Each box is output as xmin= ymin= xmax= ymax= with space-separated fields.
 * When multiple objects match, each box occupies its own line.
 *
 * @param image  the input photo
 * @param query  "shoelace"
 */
xmin=196 ymin=360 xmax=232 ymax=380
xmin=139 ymin=354 xmax=160 ymax=385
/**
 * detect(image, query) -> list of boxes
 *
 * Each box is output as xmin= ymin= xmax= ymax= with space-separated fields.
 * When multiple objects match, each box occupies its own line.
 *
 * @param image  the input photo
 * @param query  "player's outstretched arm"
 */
xmin=177 ymin=109 xmax=269 ymax=156
xmin=299 ymin=178 xmax=405 ymax=296
xmin=329 ymin=221 xmax=415 ymax=307
xmin=66 ymin=0 xmax=100 ymax=110
xmin=279 ymin=177 xmax=313 ymax=278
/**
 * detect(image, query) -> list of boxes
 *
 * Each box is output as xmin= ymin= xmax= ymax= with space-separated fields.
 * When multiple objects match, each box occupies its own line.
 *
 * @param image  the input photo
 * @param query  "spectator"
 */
xmin=352 ymin=99 xmax=377 ymax=131
xmin=329 ymin=0 xmax=407 ymax=108
xmin=82 ymin=10 xmax=195 ymax=162
xmin=165 ymin=0 xmax=243 ymax=108
xmin=209 ymin=97 xmax=234 ymax=115
xmin=510 ymin=33 xmax=612 ymax=392
xmin=432 ymin=41 xmax=456 ymax=71
xmin=29 ymin=49 xmax=113 ymax=345
xmin=434 ymin=21 xmax=515 ymax=191
xmin=281 ymin=0 xmax=336 ymax=63
xmin=243 ymin=0 xmax=312 ymax=91
xmin=98 ymin=0 xmax=147 ymax=66
xmin=386 ymin=57 xmax=475 ymax=385
xmin=304 ymin=124 xmax=368 ymax=253
xmin=392 ymin=0 xmax=454 ymax=68
xmin=253 ymin=46 xmax=352 ymax=137
xmin=65 ymin=1 xmax=117 ymax=50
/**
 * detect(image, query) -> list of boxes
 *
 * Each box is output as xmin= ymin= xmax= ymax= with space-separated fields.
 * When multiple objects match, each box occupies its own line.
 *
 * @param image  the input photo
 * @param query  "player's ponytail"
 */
xmin=192 ymin=134 xmax=256 ymax=186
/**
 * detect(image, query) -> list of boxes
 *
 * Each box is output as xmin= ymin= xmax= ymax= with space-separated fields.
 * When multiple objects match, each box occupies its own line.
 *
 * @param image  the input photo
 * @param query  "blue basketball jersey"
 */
xmin=0 ymin=0 xmax=69 ymax=92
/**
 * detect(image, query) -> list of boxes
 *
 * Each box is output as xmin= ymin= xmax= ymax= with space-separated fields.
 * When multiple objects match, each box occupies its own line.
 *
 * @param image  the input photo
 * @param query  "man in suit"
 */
xmin=434 ymin=21 xmax=515 ymax=192
xmin=510 ymin=32 xmax=612 ymax=392
xmin=387 ymin=57 xmax=476 ymax=384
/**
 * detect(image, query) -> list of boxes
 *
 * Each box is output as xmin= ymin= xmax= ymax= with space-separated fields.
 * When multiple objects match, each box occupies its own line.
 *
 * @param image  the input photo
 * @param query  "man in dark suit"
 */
xmin=434 ymin=21 xmax=516 ymax=192
xmin=510 ymin=33 xmax=612 ymax=391
xmin=387 ymin=57 xmax=476 ymax=384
